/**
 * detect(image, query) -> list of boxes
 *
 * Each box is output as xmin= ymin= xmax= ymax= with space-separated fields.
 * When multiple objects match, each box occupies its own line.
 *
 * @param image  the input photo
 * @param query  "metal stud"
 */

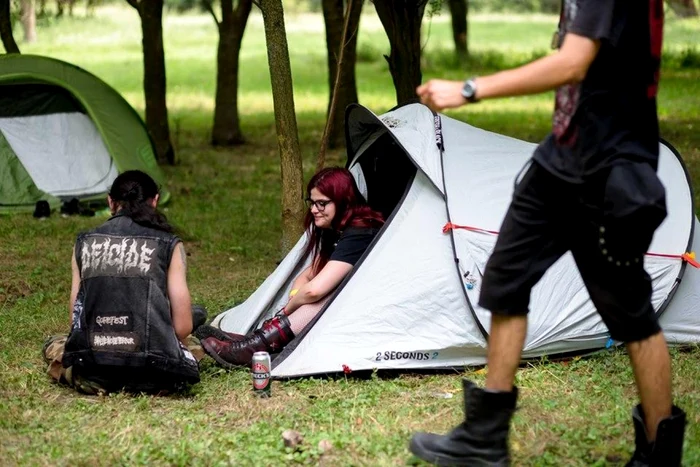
xmin=608 ymin=256 xmax=614 ymax=262
xmin=602 ymin=249 xmax=608 ymax=255
xmin=599 ymin=226 xmax=606 ymax=233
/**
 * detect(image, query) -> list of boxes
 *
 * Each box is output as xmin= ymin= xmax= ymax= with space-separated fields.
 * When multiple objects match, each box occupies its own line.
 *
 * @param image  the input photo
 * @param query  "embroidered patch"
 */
xmin=93 ymin=311 xmax=133 ymax=332
xmin=95 ymin=315 xmax=129 ymax=327
xmin=91 ymin=332 xmax=140 ymax=351
xmin=80 ymin=236 xmax=158 ymax=278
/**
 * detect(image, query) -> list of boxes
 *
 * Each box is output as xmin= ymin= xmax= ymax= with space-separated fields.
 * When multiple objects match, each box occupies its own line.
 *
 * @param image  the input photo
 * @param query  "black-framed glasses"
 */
xmin=305 ymin=198 xmax=332 ymax=211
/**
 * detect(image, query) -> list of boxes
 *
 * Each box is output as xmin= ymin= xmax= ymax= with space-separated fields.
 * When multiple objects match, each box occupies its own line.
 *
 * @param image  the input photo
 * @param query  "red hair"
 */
xmin=302 ymin=167 xmax=384 ymax=273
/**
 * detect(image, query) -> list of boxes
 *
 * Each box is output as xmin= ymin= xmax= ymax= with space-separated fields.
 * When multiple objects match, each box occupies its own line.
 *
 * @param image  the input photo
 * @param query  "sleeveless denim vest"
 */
xmin=62 ymin=213 xmax=199 ymax=386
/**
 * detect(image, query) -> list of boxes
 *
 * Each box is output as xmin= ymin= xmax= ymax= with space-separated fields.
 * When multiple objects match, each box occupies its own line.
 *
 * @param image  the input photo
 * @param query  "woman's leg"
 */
xmin=287 ymin=296 xmax=331 ymax=335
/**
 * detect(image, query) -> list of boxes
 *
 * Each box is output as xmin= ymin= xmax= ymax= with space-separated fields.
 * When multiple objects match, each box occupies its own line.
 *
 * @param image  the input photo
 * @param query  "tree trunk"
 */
xmin=211 ymin=0 xmax=252 ymax=146
xmin=129 ymin=0 xmax=175 ymax=165
xmin=322 ymin=0 xmax=362 ymax=150
xmin=20 ymin=0 xmax=36 ymax=43
xmin=0 ymin=0 xmax=20 ymax=52
xmin=448 ymin=0 xmax=468 ymax=60
xmin=666 ymin=0 xmax=698 ymax=17
xmin=374 ymin=0 xmax=427 ymax=105
xmin=259 ymin=0 xmax=305 ymax=254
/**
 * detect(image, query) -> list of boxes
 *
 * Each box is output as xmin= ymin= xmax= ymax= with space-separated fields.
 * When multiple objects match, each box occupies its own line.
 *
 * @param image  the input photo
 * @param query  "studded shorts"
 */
xmin=478 ymin=160 xmax=661 ymax=343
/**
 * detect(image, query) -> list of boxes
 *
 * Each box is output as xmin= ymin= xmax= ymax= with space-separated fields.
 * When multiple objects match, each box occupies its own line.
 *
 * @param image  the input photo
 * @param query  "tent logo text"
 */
xmin=375 ymin=351 xmax=439 ymax=362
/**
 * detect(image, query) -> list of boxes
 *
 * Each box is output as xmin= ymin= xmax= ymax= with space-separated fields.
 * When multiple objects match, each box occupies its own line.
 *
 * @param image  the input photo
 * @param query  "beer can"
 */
xmin=251 ymin=351 xmax=271 ymax=397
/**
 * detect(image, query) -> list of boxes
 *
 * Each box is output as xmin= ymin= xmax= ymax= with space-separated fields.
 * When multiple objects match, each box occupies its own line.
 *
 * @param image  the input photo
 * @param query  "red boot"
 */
xmin=200 ymin=316 xmax=295 ymax=368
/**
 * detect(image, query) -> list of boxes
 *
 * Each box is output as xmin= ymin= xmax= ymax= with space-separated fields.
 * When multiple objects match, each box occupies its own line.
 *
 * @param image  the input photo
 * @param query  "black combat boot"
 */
xmin=200 ymin=315 xmax=295 ymax=368
xmin=191 ymin=304 xmax=209 ymax=331
xmin=625 ymin=404 xmax=686 ymax=467
xmin=409 ymin=380 xmax=518 ymax=466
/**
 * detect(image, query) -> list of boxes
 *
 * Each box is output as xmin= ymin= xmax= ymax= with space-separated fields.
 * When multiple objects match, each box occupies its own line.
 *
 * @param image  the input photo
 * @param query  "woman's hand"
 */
xmin=284 ymin=260 xmax=352 ymax=314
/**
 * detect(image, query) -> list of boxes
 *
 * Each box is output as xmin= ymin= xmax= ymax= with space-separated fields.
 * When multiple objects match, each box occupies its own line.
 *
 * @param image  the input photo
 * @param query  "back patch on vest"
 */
xmin=93 ymin=310 xmax=134 ymax=331
xmin=91 ymin=332 xmax=140 ymax=351
xmin=80 ymin=236 xmax=158 ymax=279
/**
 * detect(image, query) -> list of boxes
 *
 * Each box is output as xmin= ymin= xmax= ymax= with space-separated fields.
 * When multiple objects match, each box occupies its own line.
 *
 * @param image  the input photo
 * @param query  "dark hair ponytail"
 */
xmin=108 ymin=170 xmax=174 ymax=233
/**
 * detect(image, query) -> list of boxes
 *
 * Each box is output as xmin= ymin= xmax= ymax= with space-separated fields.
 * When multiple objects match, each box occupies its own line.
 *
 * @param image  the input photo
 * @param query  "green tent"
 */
xmin=0 ymin=54 xmax=170 ymax=214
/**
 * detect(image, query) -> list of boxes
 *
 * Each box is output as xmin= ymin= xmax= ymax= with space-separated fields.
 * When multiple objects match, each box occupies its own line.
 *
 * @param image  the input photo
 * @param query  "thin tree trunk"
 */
xmin=211 ymin=0 xmax=252 ymax=146
xmin=374 ymin=1 xmax=427 ymax=105
xmin=0 ymin=0 xmax=21 ymax=53
xmin=259 ymin=0 xmax=305 ymax=254
xmin=321 ymin=0 xmax=362 ymax=150
xmin=667 ymin=0 xmax=698 ymax=17
xmin=448 ymin=0 xmax=468 ymax=60
xmin=129 ymin=0 xmax=175 ymax=164
xmin=20 ymin=0 xmax=36 ymax=43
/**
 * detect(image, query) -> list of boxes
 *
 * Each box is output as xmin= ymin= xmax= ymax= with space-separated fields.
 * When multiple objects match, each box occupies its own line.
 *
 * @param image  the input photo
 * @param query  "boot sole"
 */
xmin=409 ymin=438 xmax=509 ymax=467
xmin=200 ymin=339 xmax=247 ymax=370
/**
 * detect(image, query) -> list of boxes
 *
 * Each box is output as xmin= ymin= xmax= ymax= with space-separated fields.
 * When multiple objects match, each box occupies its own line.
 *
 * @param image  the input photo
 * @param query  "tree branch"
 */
xmin=125 ymin=0 xmax=139 ymax=10
xmin=201 ymin=0 xmax=219 ymax=25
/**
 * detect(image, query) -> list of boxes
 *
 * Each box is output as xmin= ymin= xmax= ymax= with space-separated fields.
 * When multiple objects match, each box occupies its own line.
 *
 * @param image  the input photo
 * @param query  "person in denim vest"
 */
xmin=42 ymin=170 xmax=200 ymax=395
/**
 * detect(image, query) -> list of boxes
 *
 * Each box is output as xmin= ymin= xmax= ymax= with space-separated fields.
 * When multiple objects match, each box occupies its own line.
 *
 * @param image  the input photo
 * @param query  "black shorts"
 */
xmin=478 ymin=160 xmax=662 ymax=343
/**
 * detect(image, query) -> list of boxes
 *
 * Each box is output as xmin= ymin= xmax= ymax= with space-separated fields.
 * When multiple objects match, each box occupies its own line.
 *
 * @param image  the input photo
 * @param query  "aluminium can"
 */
xmin=251 ymin=351 xmax=271 ymax=397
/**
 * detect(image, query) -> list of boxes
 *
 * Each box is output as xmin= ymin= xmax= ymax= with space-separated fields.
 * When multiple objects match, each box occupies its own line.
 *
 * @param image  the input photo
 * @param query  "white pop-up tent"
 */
xmin=212 ymin=103 xmax=700 ymax=378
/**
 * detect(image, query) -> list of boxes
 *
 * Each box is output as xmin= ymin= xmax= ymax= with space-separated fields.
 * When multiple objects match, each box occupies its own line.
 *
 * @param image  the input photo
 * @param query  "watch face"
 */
xmin=462 ymin=81 xmax=475 ymax=98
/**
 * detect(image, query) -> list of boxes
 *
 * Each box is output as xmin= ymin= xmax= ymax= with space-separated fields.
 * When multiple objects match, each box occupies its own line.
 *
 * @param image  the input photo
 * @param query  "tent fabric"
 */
xmin=213 ymin=103 xmax=700 ymax=378
xmin=0 ymin=84 xmax=86 ymax=117
xmin=0 ymin=114 xmax=118 ymax=197
xmin=0 ymin=130 xmax=60 ymax=210
xmin=0 ymin=54 xmax=169 ymax=213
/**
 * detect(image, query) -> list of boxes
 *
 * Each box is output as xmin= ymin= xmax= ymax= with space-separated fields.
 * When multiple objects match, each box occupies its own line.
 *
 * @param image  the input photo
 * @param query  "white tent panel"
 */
xmin=0 ymin=113 xmax=118 ymax=197
xmin=436 ymin=106 xmax=689 ymax=355
xmin=213 ymin=234 xmax=310 ymax=333
xmin=272 ymin=173 xmax=488 ymax=377
xmin=377 ymin=106 xmax=444 ymax=193
xmin=652 ymin=143 xmax=694 ymax=254
xmin=660 ymin=219 xmax=700 ymax=344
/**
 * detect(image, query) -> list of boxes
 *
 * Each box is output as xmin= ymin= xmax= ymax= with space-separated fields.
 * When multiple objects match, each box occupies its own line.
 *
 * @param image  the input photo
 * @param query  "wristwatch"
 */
xmin=461 ymin=77 xmax=479 ymax=103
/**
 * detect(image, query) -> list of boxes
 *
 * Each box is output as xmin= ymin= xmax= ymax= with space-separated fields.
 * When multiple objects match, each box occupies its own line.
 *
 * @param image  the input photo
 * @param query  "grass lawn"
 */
xmin=1 ymin=6 xmax=700 ymax=465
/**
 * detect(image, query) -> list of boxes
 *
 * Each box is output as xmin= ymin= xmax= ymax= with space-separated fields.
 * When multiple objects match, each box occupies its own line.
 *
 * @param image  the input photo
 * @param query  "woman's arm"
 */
xmin=167 ymin=242 xmax=193 ymax=344
xmin=290 ymin=265 xmax=314 ymax=291
xmin=69 ymin=247 xmax=80 ymax=325
xmin=284 ymin=261 xmax=352 ymax=314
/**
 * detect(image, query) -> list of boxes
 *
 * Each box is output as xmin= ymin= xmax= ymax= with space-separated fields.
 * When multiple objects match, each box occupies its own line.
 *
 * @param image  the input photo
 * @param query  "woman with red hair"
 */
xmin=198 ymin=167 xmax=384 ymax=368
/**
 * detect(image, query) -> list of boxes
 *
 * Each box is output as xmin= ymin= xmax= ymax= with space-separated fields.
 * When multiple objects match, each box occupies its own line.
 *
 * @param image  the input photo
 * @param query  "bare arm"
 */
xmin=416 ymin=33 xmax=601 ymax=111
xmin=290 ymin=265 xmax=314 ymax=291
xmin=168 ymin=242 xmax=193 ymax=344
xmin=284 ymin=260 xmax=353 ymax=314
xmin=69 ymin=247 xmax=80 ymax=325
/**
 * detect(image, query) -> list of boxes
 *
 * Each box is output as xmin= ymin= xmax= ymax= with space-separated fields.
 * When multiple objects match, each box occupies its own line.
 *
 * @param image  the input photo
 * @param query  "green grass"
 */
xmin=2 ymin=6 xmax=700 ymax=465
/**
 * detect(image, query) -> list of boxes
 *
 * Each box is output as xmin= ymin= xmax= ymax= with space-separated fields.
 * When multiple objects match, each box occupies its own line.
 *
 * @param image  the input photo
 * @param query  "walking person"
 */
xmin=409 ymin=1 xmax=686 ymax=465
